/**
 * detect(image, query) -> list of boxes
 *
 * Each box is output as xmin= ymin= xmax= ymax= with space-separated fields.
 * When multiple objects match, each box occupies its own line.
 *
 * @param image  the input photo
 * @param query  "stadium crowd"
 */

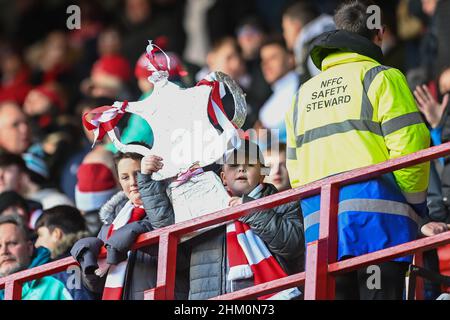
xmin=0 ymin=0 xmax=450 ymax=300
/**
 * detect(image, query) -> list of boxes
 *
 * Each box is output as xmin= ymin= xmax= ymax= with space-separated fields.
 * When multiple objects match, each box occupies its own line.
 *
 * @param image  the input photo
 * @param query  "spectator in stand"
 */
xmin=76 ymin=55 xmax=132 ymax=199
xmin=0 ymin=191 xmax=30 ymax=226
xmin=196 ymin=37 xmax=255 ymax=129
xmin=181 ymin=139 xmax=304 ymax=299
xmin=236 ymin=17 xmax=267 ymax=67
xmin=0 ymin=153 xmax=42 ymax=229
xmin=34 ymin=205 xmax=96 ymax=300
xmin=434 ymin=0 xmax=450 ymax=76
xmin=0 ymin=47 xmax=32 ymax=105
xmin=75 ymin=162 xmax=119 ymax=236
xmin=282 ymin=0 xmax=335 ymax=81
xmin=413 ymin=68 xmax=450 ymax=154
xmin=80 ymin=54 xmax=132 ymax=101
xmin=182 ymin=0 xmax=255 ymax=67
xmin=407 ymin=0 xmax=440 ymax=82
xmin=256 ymin=36 xmax=299 ymax=145
xmin=21 ymin=144 xmax=73 ymax=211
xmin=263 ymin=143 xmax=291 ymax=192
xmin=0 ymin=101 xmax=31 ymax=155
xmin=26 ymin=30 xmax=74 ymax=94
xmin=0 ymin=215 xmax=72 ymax=300
xmin=0 ymin=152 xmax=26 ymax=195
xmin=235 ymin=17 xmax=272 ymax=127
xmin=57 ymin=98 xmax=115 ymax=202
xmin=22 ymin=84 xmax=66 ymax=141
xmin=381 ymin=12 xmax=408 ymax=73
xmin=97 ymin=27 xmax=122 ymax=57
xmin=196 ymin=37 xmax=247 ymax=84
xmin=414 ymin=68 xmax=450 ymax=299
xmin=35 ymin=205 xmax=89 ymax=260
xmin=119 ymin=0 xmax=185 ymax=68
xmin=71 ymin=143 xmax=189 ymax=300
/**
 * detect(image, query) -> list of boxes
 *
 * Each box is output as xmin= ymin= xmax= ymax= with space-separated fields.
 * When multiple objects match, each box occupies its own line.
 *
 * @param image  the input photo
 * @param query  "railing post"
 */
xmin=304 ymin=239 xmax=329 ymax=299
xmin=4 ymin=280 xmax=22 ymax=300
xmin=305 ymin=184 xmax=339 ymax=300
xmin=152 ymin=232 xmax=178 ymax=300
xmin=413 ymin=251 xmax=425 ymax=300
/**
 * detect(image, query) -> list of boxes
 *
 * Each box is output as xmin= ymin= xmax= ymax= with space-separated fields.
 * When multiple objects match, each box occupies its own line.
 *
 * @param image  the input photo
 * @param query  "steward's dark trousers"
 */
xmin=334 ymin=260 xmax=409 ymax=300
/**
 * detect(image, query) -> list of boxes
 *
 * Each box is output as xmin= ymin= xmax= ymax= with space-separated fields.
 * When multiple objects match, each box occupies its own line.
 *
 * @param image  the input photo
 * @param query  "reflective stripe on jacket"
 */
xmin=285 ymin=31 xmax=430 ymax=261
xmin=301 ymin=174 xmax=424 ymax=262
xmin=286 ymin=51 xmax=430 ymax=200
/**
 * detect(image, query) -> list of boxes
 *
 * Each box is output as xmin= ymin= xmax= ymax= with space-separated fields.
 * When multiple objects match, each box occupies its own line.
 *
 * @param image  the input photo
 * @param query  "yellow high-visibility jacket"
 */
xmin=285 ymin=50 xmax=430 ymax=201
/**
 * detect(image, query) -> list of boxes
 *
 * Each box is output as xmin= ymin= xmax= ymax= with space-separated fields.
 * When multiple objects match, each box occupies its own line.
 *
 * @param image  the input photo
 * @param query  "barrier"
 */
xmin=2 ymin=142 xmax=450 ymax=300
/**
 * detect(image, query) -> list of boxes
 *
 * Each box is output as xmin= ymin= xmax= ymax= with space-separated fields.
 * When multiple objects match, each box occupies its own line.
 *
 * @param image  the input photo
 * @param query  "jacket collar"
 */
xmin=98 ymin=191 xmax=128 ymax=224
xmin=23 ymin=247 xmax=52 ymax=293
xmin=321 ymin=52 xmax=379 ymax=71
xmin=310 ymin=30 xmax=384 ymax=71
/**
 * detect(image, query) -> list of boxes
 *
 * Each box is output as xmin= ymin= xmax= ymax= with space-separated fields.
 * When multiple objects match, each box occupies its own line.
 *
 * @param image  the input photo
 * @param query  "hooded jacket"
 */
xmin=286 ymin=30 xmax=430 ymax=262
xmin=287 ymin=29 xmax=429 ymax=196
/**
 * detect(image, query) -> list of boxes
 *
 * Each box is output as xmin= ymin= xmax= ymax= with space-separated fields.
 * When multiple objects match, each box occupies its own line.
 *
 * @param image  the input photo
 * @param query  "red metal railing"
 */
xmin=2 ymin=142 xmax=450 ymax=300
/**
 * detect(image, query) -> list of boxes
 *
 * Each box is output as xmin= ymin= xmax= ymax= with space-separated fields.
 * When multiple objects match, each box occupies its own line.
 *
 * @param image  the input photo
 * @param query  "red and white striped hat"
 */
xmin=75 ymin=163 xmax=118 ymax=212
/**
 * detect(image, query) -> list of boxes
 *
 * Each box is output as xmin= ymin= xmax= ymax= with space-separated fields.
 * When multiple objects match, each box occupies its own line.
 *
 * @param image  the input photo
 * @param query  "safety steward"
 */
xmin=285 ymin=1 xmax=430 ymax=300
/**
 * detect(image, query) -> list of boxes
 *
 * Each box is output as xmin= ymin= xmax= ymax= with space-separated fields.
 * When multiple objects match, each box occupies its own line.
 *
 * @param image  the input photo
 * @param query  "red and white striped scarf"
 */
xmin=226 ymin=186 xmax=301 ymax=300
xmin=99 ymin=201 xmax=146 ymax=300
xmin=226 ymin=222 xmax=301 ymax=299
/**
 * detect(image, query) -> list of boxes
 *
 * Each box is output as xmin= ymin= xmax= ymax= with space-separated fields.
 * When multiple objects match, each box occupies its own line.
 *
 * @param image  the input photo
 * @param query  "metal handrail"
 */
xmin=2 ymin=142 xmax=450 ymax=300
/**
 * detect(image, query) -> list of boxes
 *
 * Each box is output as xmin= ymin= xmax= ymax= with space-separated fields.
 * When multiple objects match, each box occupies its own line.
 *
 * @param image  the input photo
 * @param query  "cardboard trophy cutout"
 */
xmin=82 ymin=41 xmax=250 ymax=239
xmin=83 ymin=41 xmax=246 ymax=181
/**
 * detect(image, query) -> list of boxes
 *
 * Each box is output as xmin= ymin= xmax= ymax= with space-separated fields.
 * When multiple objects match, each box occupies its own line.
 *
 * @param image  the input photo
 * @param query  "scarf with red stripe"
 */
xmin=437 ymin=244 xmax=450 ymax=293
xmin=226 ymin=184 xmax=301 ymax=299
xmin=99 ymin=201 xmax=146 ymax=300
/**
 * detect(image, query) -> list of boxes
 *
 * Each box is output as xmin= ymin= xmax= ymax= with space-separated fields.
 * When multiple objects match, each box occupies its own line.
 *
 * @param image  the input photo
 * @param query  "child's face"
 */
xmin=117 ymin=158 xmax=143 ymax=206
xmin=263 ymin=150 xmax=291 ymax=192
xmin=221 ymin=162 xmax=264 ymax=197
xmin=35 ymin=226 xmax=60 ymax=253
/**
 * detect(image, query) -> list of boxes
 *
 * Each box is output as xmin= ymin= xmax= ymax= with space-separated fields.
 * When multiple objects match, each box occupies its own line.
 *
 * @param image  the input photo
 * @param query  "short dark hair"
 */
xmin=260 ymin=35 xmax=289 ymax=53
xmin=210 ymin=37 xmax=241 ymax=55
xmin=0 ymin=191 xmax=29 ymax=215
xmin=0 ymin=214 xmax=31 ymax=241
xmin=113 ymin=141 xmax=150 ymax=166
xmin=0 ymin=152 xmax=27 ymax=171
xmin=236 ymin=16 xmax=267 ymax=35
xmin=283 ymin=1 xmax=319 ymax=26
xmin=334 ymin=0 xmax=382 ymax=40
xmin=35 ymin=205 xmax=86 ymax=235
